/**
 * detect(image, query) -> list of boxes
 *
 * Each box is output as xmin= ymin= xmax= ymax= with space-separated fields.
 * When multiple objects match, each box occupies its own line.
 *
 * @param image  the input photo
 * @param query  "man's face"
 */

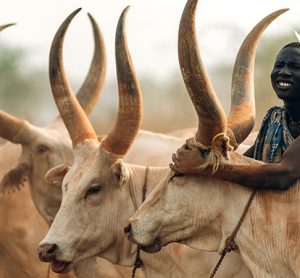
xmin=271 ymin=46 xmax=300 ymax=102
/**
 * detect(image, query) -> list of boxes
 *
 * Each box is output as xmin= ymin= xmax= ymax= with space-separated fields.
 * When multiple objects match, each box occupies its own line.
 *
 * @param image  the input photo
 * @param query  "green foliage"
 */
xmin=0 ymin=27 xmax=299 ymax=134
xmin=0 ymin=40 xmax=52 ymax=123
xmin=0 ymin=42 xmax=33 ymax=109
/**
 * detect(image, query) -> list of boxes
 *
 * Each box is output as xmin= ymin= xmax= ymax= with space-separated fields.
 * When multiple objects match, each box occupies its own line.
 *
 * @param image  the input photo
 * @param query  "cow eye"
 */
xmin=36 ymin=144 xmax=49 ymax=153
xmin=85 ymin=184 xmax=102 ymax=198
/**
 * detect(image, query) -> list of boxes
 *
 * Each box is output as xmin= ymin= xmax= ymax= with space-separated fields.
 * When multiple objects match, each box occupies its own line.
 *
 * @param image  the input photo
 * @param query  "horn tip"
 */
xmin=73 ymin=7 xmax=82 ymax=16
xmin=123 ymin=5 xmax=131 ymax=14
xmin=278 ymin=8 xmax=289 ymax=14
xmin=0 ymin=23 xmax=17 ymax=31
xmin=87 ymin=12 xmax=94 ymax=20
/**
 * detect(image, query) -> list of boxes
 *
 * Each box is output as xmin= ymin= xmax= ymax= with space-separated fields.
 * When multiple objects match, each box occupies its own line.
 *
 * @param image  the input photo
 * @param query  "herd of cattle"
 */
xmin=0 ymin=0 xmax=298 ymax=277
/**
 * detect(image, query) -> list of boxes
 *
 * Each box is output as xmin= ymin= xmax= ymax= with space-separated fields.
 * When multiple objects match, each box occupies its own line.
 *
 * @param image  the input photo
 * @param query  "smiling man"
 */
xmin=171 ymin=42 xmax=300 ymax=190
xmin=246 ymin=42 xmax=300 ymax=161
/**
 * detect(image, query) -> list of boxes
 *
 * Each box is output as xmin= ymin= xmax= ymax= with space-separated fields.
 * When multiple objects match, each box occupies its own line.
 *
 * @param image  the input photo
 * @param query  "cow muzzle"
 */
xmin=38 ymin=243 xmax=71 ymax=273
xmin=38 ymin=243 xmax=58 ymax=262
xmin=124 ymin=223 xmax=162 ymax=253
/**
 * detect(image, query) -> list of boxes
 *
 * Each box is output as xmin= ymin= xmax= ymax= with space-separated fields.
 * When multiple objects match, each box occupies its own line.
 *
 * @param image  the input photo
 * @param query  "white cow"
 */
xmin=0 ymin=23 xmax=54 ymax=278
xmin=128 ymin=2 xmax=298 ymax=277
xmin=37 ymin=4 xmax=281 ymax=277
xmin=0 ymin=9 xmax=208 ymax=277
xmin=0 ymin=14 xmax=131 ymax=278
xmin=0 ymin=9 xmax=218 ymax=278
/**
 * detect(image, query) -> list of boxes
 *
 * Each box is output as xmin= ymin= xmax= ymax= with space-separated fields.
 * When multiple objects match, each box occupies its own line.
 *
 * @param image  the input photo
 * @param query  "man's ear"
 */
xmin=45 ymin=164 xmax=70 ymax=187
xmin=112 ymin=161 xmax=129 ymax=186
xmin=0 ymin=163 xmax=30 ymax=194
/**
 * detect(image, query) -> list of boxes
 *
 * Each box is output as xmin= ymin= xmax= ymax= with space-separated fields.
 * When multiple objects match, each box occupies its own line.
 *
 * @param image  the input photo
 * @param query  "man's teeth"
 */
xmin=279 ymin=82 xmax=291 ymax=87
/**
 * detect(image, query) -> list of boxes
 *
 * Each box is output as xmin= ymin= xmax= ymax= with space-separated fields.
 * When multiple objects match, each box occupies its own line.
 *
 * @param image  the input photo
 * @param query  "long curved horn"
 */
xmin=178 ymin=0 xmax=227 ymax=147
xmin=0 ymin=110 xmax=27 ymax=143
xmin=0 ymin=23 xmax=28 ymax=143
xmin=49 ymin=8 xmax=98 ymax=147
xmin=0 ymin=14 xmax=105 ymax=144
xmin=75 ymin=13 xmax=106 ymax=114
xmin=101 ymin=6 xmax=142 ymax=156
xmin=228 ymin=8 xmax=288 ymax=145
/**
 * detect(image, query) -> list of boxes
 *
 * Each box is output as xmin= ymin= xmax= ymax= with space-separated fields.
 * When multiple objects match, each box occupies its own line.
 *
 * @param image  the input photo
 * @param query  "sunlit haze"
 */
xmin=2 ymin=0 xmax=300 ymax=81
xmin=1 ymin=0 xmax=300 ymax=131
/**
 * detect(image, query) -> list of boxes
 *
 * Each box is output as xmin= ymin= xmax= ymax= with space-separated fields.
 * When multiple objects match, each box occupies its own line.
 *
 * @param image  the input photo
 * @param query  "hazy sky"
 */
xmin=1 ymin=0 xmax=300 ymax=82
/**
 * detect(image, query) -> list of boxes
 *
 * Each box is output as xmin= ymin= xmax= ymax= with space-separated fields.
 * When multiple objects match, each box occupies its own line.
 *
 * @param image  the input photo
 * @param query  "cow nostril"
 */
xmin=46 ymin=243 xmax=57 ymax=254
xmin=124 ymin=223 xmax=132 ymax=235
xmin=38 ymin=243 xmax=58 ymax=261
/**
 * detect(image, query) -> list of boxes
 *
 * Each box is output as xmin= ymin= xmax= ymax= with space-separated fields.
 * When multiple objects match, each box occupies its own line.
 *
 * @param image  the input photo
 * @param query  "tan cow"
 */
xmin=127 ymin=1 xmax=300 ymax=277
xmin=0 ymin=25 xmax=73 ymax=278
xmin=37 ymin=4 xmax=283 ymax=277
xmin=0 ymin=14 xmax=131 ymax=278
xmin=0 ymin=10 xmax=204 ymax=278
xmin=0 ymin=22 xmax=50 ymax=278
xmin=0 ymin=9 xmax=213 ymax=278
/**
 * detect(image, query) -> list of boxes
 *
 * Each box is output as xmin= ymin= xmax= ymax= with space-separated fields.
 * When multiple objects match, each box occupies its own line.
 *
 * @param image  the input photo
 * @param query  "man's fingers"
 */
xmin=183 ymin=143 xmax=189 ymax=150
xmin=170 ymin=163 xmax=180 ymax=173
xmin=176 ymin=145 xmax=187 ymax=155
xmin=176 ymin=148 xmax=182 ymax=156
xmin=185 ymin=138 xmax=195 ymax=148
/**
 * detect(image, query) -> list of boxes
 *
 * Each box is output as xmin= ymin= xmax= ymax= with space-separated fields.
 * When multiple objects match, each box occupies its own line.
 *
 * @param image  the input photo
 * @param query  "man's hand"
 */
xmin=170 ymin=138 xmax=208 ymax=174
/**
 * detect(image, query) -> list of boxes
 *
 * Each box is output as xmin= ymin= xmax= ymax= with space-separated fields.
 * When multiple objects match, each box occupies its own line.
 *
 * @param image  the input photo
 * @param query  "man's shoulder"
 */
xmin=265 ymin=105 xmax=284 ymax=114
xmin=263 ymin=105 xmax=284 ymax=121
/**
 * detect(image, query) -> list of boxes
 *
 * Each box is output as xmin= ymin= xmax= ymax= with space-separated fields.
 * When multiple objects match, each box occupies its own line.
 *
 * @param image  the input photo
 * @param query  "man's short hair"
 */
xmin=282 ymin=42 xmax=300 ymax=50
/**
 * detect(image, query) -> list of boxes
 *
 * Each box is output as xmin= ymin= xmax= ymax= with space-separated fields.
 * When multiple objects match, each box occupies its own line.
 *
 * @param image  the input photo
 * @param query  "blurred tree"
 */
xmin=0 ymin=27 xmax=298 ymax=135
xmin=0 ymin=40 xmax=52 ymax=124
xmin=201 ymin=30 xmax=296 ymax=131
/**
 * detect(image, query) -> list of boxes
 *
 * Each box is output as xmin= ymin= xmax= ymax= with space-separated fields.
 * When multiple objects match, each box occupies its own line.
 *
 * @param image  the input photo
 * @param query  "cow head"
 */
xmin=38 ymin=6 xmax=143 ymax=273
xmin=0 ymin=8 xmax=106 ymax=224
xmin=126 ymin=0 xmax=287 ymax=254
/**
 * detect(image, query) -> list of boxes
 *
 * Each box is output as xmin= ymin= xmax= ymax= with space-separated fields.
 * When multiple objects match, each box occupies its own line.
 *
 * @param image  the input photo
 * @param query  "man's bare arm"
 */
xmin=171 ymin=137 xmax=300 ymax=190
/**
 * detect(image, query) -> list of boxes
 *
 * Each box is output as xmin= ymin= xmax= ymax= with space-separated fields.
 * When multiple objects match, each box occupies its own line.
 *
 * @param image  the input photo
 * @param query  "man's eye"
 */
xmin=274 ymin=62 xmax=283 ymax=67
xmin=85 ymin=184 xmax=102 ymax=198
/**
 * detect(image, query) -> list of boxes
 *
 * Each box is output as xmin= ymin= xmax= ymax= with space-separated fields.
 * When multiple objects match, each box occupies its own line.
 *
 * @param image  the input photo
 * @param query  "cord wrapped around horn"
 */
xmin=178 ymin=0 xmax=231 ymax=171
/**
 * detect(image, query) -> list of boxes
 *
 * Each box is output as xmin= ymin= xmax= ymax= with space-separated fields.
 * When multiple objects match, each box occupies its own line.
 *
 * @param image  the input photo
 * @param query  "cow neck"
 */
xmin=100 ymin=165 xmax=151 ymax=267
xmin=126 ymin=165 xmax=170 ymax=211
xmin=217 ymin=182 xmax=254 ymax=250
xmin=180 ymin=178 xmax=253 ymax=254
xmin=127 ymin=165 xmax=150 ymax=211
xmin=209 ymin=189 xmax=256 ymax=278
xmin=119 ymin=166 xmax=170 ymax=270
xmin=131 ymin=167 xmax=149 ymax=278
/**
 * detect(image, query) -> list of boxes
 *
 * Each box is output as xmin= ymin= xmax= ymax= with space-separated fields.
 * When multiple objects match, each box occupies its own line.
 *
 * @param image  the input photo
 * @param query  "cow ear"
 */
xmin=45 ymin=164 xmax=70 ymax=187
xmin=112 ymin=161 xmax=129 ymax=186
xmin=0 ymin=163 xmax=30 ymax=194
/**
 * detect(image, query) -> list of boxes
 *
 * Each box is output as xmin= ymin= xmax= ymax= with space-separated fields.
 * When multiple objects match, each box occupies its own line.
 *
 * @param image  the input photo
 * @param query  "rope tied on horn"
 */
xmin=193 ymin=133 xmax=234 ymax=173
